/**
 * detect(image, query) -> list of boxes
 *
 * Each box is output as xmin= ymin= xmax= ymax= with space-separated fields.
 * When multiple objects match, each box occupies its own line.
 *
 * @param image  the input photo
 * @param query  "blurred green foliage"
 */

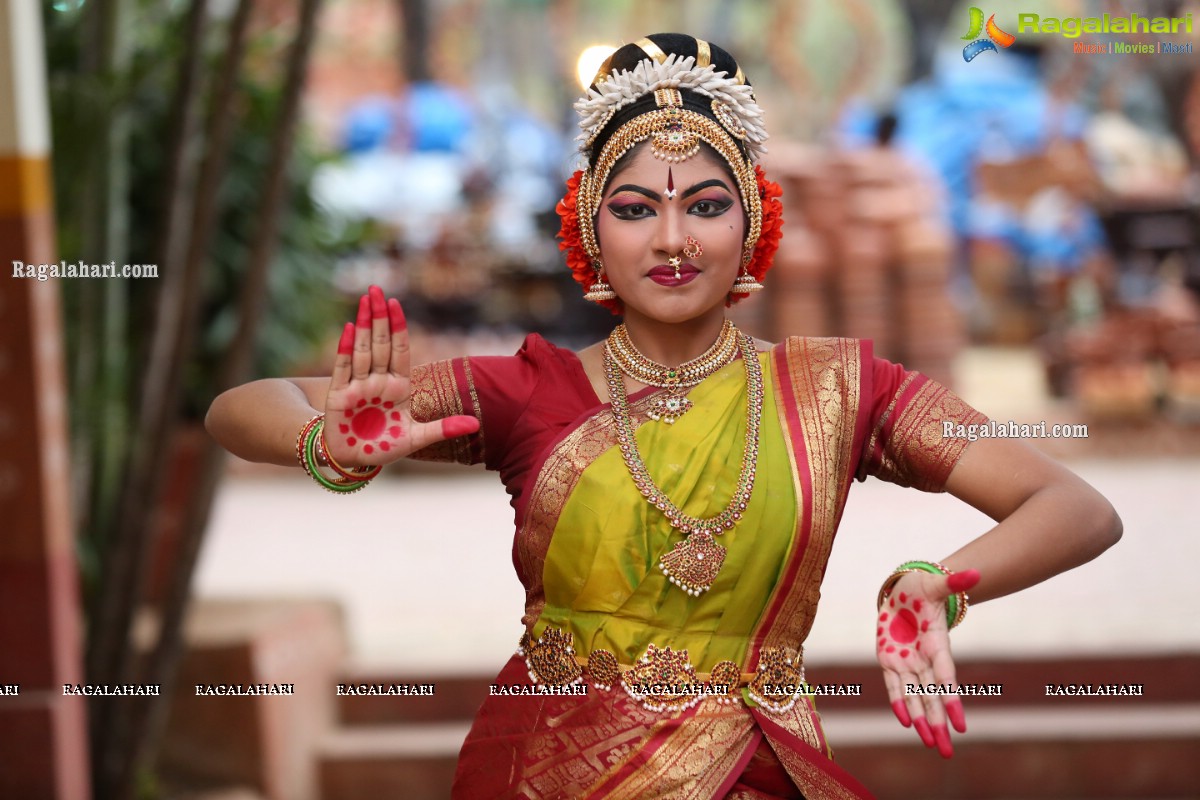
xmin=44 ymin=1 xmax=355 ymax=422
xmin=42 ymin=0 xmax=359 ymax=589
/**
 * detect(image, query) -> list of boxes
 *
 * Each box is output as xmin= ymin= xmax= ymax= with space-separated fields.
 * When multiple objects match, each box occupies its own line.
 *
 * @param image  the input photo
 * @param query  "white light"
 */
xmin=576 ymin=44 xmax=617 ymax=91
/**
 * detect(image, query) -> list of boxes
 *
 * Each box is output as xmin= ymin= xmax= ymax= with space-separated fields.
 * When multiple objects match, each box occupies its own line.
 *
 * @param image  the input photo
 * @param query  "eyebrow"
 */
xmin=607 ymin=178 xmax=733 ymax=202
xmin=681 ymin=179 xmax=732 ymax=199
xmin=608 ymin=183 xmax=660 ymax=202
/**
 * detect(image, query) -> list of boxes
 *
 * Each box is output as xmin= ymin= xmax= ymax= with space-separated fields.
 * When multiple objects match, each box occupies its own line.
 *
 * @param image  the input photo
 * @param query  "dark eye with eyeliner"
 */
xmin=689 ymin=197 xmax=733 ymax=216
xmin=606 ymin=201 xmax=655 ymax=220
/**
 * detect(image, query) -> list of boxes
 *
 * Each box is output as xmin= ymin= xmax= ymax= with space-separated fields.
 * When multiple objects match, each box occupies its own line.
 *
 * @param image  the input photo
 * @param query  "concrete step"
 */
xmin=827 ymin=705 xmax=1200 ymax=799
xmin=152 ymin=598 xmax=346 ymax=800
xmin=318 ymin=722 xmax=468 ymax=800
xmin=801 ymin=651 xmax=1200 ymax=711
xmin=335 ymin=673 xmax=492 ymax=726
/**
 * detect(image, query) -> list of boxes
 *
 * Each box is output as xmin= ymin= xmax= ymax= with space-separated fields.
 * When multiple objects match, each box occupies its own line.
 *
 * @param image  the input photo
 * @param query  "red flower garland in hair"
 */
xmin=556 ymin=170 xmax=623 ymax=313
xmin=731 ymin=165 xmax=784 ymax=307
xmin=556 ymin=165 xmax=785 ymax=315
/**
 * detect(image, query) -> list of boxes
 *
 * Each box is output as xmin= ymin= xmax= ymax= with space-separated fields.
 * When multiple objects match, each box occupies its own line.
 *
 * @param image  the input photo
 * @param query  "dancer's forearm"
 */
xmin=205 ymin=377 xmax=329 ymax=467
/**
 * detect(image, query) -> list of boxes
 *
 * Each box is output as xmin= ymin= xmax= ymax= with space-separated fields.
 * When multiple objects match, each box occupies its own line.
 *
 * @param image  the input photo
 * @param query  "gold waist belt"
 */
xmin=517 ymin=627 xmax=807 ymax=714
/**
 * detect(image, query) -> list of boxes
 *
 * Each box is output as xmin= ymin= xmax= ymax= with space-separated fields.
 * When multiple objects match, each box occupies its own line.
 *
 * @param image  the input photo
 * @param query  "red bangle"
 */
xmin=319 ymin=429 xmax=381 ymax=482
xmin=296 ymin=414 xmax=323 ymax=474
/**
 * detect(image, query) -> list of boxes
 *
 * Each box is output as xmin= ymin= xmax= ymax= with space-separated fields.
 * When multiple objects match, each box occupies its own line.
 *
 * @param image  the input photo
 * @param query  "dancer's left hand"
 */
xmin=876 ymin=568 xmax=981 ymax=758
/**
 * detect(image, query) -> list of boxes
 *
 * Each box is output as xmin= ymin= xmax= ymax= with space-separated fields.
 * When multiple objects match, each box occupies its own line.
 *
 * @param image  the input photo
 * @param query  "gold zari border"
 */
xmin=871 ymin=378 xmax=987 ymax=491
xmin=408 ymin=358 xmax=479 ymax=464
xmin=757 ymin=338 xmax=862 ymax=652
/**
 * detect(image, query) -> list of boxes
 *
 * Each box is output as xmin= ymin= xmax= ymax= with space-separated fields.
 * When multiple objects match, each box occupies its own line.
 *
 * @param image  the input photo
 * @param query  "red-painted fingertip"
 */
xmin=356 ymin=295 xmax=370 ymax=328
xmin=913 ymin=717 xmax=934 ymax=748
xmin=337 ymin=322 xmax=355 ymax=355
xmin=441 ymin=416 xmax=480 ymax=439
xmin=369 ymin=285 xmax=386 ymax=319
xmin=945 ymin=698 xmax=967 ymax=733
xmin=947 ymin=569 xmax=981 ymax=594
xmin=932 ymin=723 xmax=954 ymax=758
xmin=931 ymin=724 xmax=950 ymax=758
xmin=388 ymin=297 xmax=406 ymax=331
xmin=891 ymin=700 xmax=911 ymax=727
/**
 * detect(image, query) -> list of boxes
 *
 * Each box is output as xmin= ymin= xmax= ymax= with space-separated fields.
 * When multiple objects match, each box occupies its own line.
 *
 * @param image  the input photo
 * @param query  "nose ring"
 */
xmin=669 ymin=237 xmax=704 ymax=279
xmin=668 ymin=255 xmax=682 ymax=279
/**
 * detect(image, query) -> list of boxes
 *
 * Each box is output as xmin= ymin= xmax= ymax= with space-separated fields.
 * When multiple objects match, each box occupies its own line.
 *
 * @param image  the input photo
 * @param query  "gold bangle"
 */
xmin=878 ymin=562 xmax=970 ymax=630
xmin=296 ymin=414 xmax=323 ymax=472
xmin=319 ymin=428 xmax=381 ymax=481
xmin=876 ymin=568 xmax=926 ymax=610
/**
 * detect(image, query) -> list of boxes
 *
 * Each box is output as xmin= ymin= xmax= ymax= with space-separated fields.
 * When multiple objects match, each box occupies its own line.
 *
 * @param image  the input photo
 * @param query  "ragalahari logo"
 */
xmin=962 ymin=7 xmax=1016 ymax=61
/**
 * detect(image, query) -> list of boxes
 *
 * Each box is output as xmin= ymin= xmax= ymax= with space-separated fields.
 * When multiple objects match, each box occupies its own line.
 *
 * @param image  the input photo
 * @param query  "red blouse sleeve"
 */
xmin=407 ymin=336 xmax=543 ymax=467
xmin=856 ymin=356 xmax=989 ymax=492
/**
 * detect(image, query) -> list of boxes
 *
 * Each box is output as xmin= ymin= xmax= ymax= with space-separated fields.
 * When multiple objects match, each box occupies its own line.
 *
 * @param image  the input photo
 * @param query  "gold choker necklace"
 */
xmin=605 ymin=320 xmax=738 ymax=424
xmin=602 ymin=326 xmax=764 ymax=596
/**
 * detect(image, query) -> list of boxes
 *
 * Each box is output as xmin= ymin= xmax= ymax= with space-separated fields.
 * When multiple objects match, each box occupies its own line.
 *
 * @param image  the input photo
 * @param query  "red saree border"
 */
xmin=751 ymin=338 xmax=863 ymax=656
xmin=753 ymin=709 xmax=876 ymax=800
xmin=748 ymin=340 xmax=812 ymax=658
xmin=453 ymin=656 xmax=765 ymax=800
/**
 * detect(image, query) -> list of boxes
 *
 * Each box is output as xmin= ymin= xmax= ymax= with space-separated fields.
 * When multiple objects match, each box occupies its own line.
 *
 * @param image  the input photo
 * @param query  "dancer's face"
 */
xmin=595 ymin=143 xmax=746 ymax=325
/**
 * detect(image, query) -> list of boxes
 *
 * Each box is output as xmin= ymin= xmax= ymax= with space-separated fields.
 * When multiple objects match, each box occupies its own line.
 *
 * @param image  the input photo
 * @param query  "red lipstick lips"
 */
xmin=648 ymin=264 xmax=698 ymax=287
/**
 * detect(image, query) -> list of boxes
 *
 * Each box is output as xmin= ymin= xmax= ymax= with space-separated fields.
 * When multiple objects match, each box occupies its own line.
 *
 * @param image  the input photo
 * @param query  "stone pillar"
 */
xmin=0 ymin=2 xmax=91 ymax=798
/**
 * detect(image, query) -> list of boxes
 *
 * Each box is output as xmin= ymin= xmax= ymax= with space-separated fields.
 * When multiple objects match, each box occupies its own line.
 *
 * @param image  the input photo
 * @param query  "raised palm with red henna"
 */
xmin=323 ymin=285 xmax=479 ymax=466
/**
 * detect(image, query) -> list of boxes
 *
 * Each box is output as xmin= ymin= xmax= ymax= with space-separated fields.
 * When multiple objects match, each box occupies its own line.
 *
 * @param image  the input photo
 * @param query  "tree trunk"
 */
xmin=86 ymin=0 xmax=211 ymax=796
xmin=121 ymin=0 xmax=327 ymax=794
xmin=71 ymin=0 xmax=134 ymax=610
xmin=397 ymin=0 xmax=431 ymax=82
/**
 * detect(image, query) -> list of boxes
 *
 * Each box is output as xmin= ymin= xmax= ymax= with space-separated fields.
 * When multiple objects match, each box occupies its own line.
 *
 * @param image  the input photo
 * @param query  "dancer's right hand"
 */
xmin=322 ymin=285 xmax=479 ymax=467
xmin=877 ymin=568 xmax=981 ymax=759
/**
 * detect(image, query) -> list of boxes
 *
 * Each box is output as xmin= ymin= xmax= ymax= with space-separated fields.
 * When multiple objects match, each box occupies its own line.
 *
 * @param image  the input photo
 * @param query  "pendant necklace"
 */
xmin=603 ymin=325 xmax=764 ymax=595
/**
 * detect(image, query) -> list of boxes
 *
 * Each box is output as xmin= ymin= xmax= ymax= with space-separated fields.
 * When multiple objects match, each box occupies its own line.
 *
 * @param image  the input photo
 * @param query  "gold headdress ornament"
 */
xmin=559 ymin=36 xmax=782 ymax=310
xmin=572 ymin=46 xmax=767 ymax=268
xmin=575 ymin=44 xmax=766 ymax=159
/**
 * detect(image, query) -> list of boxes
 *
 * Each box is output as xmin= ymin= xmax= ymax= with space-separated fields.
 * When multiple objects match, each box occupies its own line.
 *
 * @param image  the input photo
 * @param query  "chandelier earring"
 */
xmin=730 ymin=268 xmax=764 ymax=295
xmin=730 ymin=246 xmax=763 ymax=294
xmin=584 ymin=259 xmax=617 ymax=302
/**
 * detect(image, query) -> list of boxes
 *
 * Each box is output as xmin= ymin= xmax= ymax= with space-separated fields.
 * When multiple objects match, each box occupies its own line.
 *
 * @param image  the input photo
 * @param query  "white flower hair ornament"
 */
xmin=575 ymin=54 xmax=768 ymax=162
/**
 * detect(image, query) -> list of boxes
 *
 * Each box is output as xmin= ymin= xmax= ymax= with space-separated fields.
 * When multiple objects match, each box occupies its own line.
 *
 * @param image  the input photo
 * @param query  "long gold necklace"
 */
xmin=603 ymin=327 xmax=764 ymax=596
xmin=606 ymin=320 xmax=738 ymax=424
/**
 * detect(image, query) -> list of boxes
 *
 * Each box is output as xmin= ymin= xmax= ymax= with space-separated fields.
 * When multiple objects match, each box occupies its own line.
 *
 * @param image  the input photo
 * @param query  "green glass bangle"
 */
xmin=894 ymin=561 xmax=957 ymax=627
xmin=304 ymin=423 xmax=370 ymax=494
xmin=882 ymin=560 xmax=966 ymax=629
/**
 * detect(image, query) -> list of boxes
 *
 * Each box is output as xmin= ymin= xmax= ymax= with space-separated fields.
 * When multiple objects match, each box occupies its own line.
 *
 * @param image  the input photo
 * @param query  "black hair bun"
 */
xmin=591 ymin=33 xmax=747 ymax=91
